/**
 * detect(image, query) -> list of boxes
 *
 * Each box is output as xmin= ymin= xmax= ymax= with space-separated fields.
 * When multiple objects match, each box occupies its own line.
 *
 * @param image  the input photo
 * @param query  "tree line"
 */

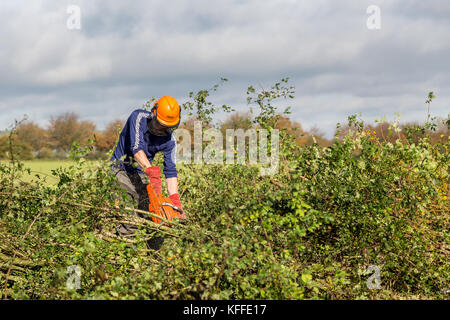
xmin=0 ymin=112 xmax=123 ymax=160
xmin=0 ymin=111 xmax=448 ymax=161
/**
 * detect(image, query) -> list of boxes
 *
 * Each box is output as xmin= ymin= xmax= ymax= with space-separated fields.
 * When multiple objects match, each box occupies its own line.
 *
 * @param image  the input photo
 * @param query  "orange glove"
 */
xmin=169 ymin=193 xmax=186 ymax=219
xmin=145 ymin=166 xmax=162 ymax=196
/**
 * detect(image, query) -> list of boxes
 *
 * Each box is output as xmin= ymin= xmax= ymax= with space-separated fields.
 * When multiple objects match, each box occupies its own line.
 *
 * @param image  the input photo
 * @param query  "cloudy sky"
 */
xmin=0 ymin=0 xmax=449 ymax=137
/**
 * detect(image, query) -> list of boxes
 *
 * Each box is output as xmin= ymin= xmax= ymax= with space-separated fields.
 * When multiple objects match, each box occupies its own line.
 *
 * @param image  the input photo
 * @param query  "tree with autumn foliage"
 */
xmin=15 ymin=121 xmax=48 ymax=152
xmin=47 ymin=112 xmax=96 ymax=152
xmin=94 ymin=119 xmax=124 ymax=152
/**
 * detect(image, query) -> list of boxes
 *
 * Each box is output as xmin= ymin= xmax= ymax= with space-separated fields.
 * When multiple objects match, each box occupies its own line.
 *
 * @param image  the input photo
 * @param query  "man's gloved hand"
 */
xmin=145 ymin=166 xmax=162 ymax=196
xmin=169 ymin=193 xmax=186 ymax=220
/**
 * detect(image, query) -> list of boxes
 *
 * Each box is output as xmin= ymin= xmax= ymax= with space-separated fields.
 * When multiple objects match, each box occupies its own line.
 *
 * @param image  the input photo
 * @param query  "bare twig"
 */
xmin=0 ymin=191 xmax=186 ymax=229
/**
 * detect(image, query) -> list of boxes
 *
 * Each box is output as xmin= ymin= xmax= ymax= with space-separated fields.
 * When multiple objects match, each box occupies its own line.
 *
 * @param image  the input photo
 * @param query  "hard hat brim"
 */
xmin=156 ymin=115 xmax=180 ymax=127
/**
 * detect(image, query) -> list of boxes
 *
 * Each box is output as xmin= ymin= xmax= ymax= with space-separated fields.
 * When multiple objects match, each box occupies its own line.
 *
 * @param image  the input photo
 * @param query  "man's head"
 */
xmin=149 ymin=96 xmax=181 ymax=136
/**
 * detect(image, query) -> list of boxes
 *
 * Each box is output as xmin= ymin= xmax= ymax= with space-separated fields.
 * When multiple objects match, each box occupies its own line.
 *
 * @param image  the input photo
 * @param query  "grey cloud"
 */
xmin=0 ymin=0 xmax=448 ymax=138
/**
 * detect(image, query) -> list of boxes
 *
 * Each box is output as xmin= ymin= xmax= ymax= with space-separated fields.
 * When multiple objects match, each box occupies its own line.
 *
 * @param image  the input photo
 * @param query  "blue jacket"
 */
xmin=110 ymin=109 xmax=177 ymax=178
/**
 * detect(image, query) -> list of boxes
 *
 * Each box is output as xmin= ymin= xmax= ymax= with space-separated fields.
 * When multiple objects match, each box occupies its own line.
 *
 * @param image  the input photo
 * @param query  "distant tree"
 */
xmin=334 ymin=118 xmax=449 ymax=146
xmin=219 ymin=112 xmax=254 ymax=148
xmin=0 ymin=135 xmax=34 ymax=160
xmin=179 ymin=116 xmax=214 ymax=131
xmin=265 ymin=114 xmax=331 ymax=147
xmin=272 ymin=114 xmax=309 ymax=146
xmin=15 ymin=121 xmax=48 ymax=152
xmin=47 ymin=112 xmax=96 ymax=152
xmin=428 ymin=117 xmax=449 ymax=145
xmin=220 ymin=112 xmax=253 ymax=131
xmin=95 ymin=119 xmax=124 ymax=151
xmin=218 ymin=112 xmax=332 ymax=148
xmin=335 ymin=122 xmax=393 ymax=142
xmin=36 ymin=147 xmax=55 ymax=159
xmin=403 ymin=117 xmax=449 ymax=145
xmin=303 ymin=126 xmax=332 ymax=147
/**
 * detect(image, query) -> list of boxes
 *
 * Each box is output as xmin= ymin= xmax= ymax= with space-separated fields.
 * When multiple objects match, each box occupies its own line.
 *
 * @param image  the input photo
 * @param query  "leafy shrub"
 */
xmin=0 ymin=80 xmax=448 ymax=300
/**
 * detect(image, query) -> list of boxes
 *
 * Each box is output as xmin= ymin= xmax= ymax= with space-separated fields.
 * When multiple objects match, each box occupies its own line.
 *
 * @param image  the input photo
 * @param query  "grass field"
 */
xmin=24 ymin=160 xmax=76 ymax=183
xmin=2 ymin=160 xmax=83 ymax=185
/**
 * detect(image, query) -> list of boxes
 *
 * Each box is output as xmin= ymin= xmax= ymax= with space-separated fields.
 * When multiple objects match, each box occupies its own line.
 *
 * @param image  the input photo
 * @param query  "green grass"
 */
xmin=1 ymin=160 xmax=92 ymax=185
xmin=21 ymin=160 xmax=75 ymax=184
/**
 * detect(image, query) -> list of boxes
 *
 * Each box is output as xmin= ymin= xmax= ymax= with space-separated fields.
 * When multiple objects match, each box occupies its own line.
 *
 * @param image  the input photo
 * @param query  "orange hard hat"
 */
xmin=153 ymin=96 xmax=181 ymax=127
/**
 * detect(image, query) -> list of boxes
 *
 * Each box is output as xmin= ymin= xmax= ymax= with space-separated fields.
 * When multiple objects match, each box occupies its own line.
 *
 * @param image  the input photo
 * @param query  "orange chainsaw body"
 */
xmin=146 ymin=184 xmax=182 ymax=225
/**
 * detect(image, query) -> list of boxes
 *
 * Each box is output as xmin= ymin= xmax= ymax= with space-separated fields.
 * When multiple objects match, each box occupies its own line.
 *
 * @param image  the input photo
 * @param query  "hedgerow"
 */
xmin=0 ymin=79 xmax=448 ymax=300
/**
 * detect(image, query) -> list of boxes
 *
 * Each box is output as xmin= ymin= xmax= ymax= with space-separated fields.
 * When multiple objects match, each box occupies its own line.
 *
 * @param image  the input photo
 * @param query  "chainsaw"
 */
xmin=146 ymin=184 xmax=183 ymax=226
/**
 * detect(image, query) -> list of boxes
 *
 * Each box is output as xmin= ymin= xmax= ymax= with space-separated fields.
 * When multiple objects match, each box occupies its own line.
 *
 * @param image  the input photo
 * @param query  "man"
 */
xmin=110 ymin=96 xmax=185 ymax=237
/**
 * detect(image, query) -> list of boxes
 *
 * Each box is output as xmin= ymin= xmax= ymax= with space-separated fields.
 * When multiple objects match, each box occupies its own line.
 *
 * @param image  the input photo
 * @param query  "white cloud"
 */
xmin=0 ymin=0 xmax=448 ymax=137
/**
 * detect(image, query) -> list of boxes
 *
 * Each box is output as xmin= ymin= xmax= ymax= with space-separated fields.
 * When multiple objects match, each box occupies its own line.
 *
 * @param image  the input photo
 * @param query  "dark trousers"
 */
xmin=110 ymin=167 xmax=149 ymax=237
xmin=110 ymin=167 xmax=165 ymax=249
